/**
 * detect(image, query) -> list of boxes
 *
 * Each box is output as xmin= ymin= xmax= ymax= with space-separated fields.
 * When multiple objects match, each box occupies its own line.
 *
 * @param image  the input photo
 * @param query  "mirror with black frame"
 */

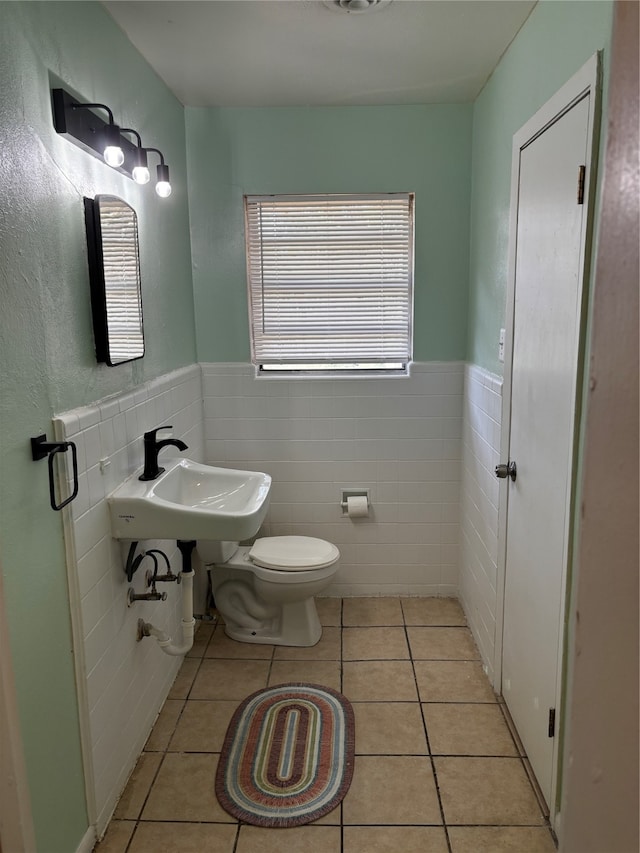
xmin=84 ymin=195 xmax=144 ymax=366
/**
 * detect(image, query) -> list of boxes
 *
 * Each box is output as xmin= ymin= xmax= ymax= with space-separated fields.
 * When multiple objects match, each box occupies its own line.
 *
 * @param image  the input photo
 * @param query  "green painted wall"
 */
xmin=468 ymin=0 xmax=614 ymax=374
xmin=186 ymin=105 xmax=473 ymax=363
xmin=0 ymin=2 xmax=194 ymax=850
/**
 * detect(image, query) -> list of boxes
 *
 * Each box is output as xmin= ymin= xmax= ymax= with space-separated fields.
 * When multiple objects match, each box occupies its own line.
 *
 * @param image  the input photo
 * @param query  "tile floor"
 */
xmin=96 ymin=597 xmax=556 ymax=853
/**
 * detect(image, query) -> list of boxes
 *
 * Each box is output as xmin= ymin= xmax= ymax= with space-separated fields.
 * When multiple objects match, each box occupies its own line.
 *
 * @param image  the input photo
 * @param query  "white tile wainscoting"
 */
xmin=459 ymin=364 xmax=503 ymax=686
xmin=202 ymin=361 xmax=464 ymax=597
xmin=54 ymin=365 xmax=204 ymax=834
xmin=50 ymin=359 xmax=504 ymax=839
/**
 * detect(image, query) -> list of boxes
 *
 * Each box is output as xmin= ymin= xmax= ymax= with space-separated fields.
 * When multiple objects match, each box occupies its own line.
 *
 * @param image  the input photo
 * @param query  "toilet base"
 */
xmin=222 ymin=598 xmax=322 ymax=647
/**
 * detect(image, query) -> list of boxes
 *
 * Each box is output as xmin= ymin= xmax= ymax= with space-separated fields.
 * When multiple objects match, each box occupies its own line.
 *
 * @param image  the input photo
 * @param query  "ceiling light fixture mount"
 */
xmin=51 ymin=87 xmax=171 ymax=198
xmin=322 ymin=0 xmax=392 ymax=14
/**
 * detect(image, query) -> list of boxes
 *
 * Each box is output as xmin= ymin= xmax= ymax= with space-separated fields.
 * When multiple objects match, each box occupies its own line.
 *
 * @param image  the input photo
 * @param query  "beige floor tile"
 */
xmin=309 ymin=804 xmax=341 ymax=825
xmin=448 ymin=826 xmax=557 ymax=853
xmin=343 ymin=755 xmax=442 ymax=825
xmin=343 ymin=660 xmax=417 ymax=701
xmin=343 ymin=597 xmax=404 ymax=626
xmin=274 ymin=626 xmax=341 ymax=660
xmin=144 ymin=699 xmax=184 ymax=751
xmin=169 ymin=700 xmax=238 ymax=752
xmin=142 ymin=753 xmax=235 ymax=822
xmin=129 ymin=821 xmax=237 ymax=853
xmin=408 ymin=627 xmax=480 ymax=660
xmin=204 ymin=627 xmax=274 ymax=659
xmin=424 ymin=703 xmax=518 ymax=756
xmin=167 ymin=657 xmax=200 ymax=700
xmin=414 ymin=660 xmax=496 ymax=703
xmin=190 ymin=658 xmax=270 ymax=700
xmin=236 ymin=825 xmax=341 ymax=853
xmin=186 ymin=621 xmax=216 ymax=658
xmin=100 ymin=595 xmax=556 ymax=851
xmin=94 ymin=820 xmax=135 ymax=853
xmin=343 ymin=627 xmax=409 ymax=660
xmin=268 ymin=660 xmax=342 ymax=692
xmin=113 ymin=753 xmax=162 ymax=820
xmin=344 ymin=826 xmax=449 ymax=853
xmin=434 ymin=757 xmax=546 ymax=825
xmin=401 ymin=597 xmax=466 ymax=626
xmin=353 ymin=702 xmax=427 ymax=754
xmin=316 ymin=597 xmax=342 ymax=626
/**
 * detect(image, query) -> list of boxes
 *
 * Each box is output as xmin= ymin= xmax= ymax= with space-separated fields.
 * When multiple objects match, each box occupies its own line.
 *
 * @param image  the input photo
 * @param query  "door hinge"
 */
xmin=577 ymin=165 xmax=586 ymax=204
xmin=548 ymin=708 xmax=556 ymax=738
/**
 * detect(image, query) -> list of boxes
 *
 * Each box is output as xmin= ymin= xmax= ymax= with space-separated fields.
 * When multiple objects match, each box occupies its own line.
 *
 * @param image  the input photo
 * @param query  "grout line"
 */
xmin=352 ymin=698 xmax=498 ymax=705
xmin=123 ymin=822 xmax=137 ymax=852
xmin=404 ymin=617 xmax=454 ymax=853
xmin=231 ymin=823 xmax=241 ymax=853
xmin=122 ymin=750 xmax=166 ymax=851
xmin=265 ymin=635 xmax=276 ymax=686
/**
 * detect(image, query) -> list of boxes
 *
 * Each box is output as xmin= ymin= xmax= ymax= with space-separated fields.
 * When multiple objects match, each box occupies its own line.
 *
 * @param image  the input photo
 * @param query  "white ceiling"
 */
xmin=104 ymin=0 xmax=536 ymax=107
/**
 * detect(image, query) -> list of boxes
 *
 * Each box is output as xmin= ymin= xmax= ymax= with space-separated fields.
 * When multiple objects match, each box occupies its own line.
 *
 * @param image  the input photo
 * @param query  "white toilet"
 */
xmin=197 ymin=536 xmax=340 ymax=647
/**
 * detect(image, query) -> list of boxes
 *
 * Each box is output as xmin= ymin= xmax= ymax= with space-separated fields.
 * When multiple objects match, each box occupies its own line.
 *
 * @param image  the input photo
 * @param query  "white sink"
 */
xmin=108 ymin=458 xmax=272 ymax=541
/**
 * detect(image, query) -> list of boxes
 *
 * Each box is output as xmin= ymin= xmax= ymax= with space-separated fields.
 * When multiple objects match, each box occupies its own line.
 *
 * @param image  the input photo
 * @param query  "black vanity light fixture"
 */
xmin=51 ymin=87 xmax=172 ymax=198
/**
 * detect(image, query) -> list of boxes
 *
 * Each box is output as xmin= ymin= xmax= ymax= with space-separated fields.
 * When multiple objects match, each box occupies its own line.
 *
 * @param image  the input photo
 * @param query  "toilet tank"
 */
xmin=196 ymin=540 xmax=239 ymax=565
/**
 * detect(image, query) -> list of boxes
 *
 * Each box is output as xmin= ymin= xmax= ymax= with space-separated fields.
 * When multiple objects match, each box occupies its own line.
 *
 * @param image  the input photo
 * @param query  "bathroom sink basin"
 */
xmin=108 ymin=458 xmax=272 ymax=541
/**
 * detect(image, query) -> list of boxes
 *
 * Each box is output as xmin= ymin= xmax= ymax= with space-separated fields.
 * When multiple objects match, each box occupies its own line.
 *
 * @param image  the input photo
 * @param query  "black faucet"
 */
xmin=139 ymin=426 xmax=188 ymax=481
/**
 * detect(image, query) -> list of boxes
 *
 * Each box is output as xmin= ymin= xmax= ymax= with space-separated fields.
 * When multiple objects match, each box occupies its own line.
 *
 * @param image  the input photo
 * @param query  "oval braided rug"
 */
xmin=215 ymin=682 xmax=355 ymax=827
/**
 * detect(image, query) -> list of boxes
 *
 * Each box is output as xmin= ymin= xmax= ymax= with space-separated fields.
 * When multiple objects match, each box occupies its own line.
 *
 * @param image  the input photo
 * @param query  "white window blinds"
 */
xmin=245 ymin=193 xmax=414 ymax=372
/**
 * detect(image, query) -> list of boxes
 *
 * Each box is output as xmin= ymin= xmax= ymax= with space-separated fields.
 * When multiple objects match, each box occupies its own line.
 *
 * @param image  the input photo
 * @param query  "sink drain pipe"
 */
xmin=140 ymin=540 xmax=197 ymax=656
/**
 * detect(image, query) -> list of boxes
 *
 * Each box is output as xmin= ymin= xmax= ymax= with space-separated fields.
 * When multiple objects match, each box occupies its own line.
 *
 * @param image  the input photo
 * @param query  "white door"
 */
xmin=501 ymin=92 xmax=592 ymax=809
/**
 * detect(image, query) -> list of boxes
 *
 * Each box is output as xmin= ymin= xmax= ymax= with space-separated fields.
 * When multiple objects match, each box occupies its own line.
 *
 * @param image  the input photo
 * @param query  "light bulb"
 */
xmin=102 ymin=123 xmax=124 ymax=167
xmin=132 ymin=165 xmax=150 ymax=185
xmin=104 ymin=145 xmax=125 ymax=167
xmin=155 ymin=162 xmax=172 ymax=197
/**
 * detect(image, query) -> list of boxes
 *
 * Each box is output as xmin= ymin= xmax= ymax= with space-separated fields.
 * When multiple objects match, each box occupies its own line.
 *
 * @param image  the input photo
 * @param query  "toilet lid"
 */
xmin=249 ymin=536 xmax=340 ymax=571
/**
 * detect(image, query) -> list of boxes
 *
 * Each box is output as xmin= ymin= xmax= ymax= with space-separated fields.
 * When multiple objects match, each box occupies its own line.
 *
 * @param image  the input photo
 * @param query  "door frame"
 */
xmin=494 ymin=53 xmax=602 ymax=822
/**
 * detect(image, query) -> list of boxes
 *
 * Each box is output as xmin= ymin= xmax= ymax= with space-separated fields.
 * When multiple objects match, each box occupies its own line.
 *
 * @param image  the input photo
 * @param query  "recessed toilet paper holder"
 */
xmin=340 ymin=488 xmax=371 ymax=515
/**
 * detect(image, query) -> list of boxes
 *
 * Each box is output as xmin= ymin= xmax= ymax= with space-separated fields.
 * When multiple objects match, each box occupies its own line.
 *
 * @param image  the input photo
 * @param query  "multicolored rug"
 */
xmin=215 ymin=683 xmax=355 ymax=827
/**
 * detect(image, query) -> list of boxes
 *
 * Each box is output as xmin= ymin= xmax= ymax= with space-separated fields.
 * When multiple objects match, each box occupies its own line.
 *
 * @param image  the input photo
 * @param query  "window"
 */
xmin=244 ymin=193 xmax=414 ymax=375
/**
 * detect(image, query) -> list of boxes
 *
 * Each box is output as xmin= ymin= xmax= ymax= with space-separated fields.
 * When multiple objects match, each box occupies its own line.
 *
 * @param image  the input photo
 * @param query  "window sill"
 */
xmin=254 ymin=364 xmax=412 ymax=380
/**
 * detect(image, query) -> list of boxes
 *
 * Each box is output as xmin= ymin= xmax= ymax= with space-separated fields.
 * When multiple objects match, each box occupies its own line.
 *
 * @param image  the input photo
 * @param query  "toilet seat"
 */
xmin=249 ymin=536 xmax=340 ymax=571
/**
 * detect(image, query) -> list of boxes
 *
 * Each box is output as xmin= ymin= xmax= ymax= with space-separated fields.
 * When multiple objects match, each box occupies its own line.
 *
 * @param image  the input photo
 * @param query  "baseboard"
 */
xmin=327 ymin=584 xmax=458 ymax=597
xmin=75 ymin=825 xmax=97 ymax=853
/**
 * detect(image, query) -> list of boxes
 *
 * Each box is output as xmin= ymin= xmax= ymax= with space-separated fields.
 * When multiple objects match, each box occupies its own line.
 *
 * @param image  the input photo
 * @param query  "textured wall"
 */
xmin=467 ymin=0 xmax=614 ymax=374
xmin=0 ymin=3 xmax=194 ymax=850
xmin=186 ymin=104 xmax=472 ymax=364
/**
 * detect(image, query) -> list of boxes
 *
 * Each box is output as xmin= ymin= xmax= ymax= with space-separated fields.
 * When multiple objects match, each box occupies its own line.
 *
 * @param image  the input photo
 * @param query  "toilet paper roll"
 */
xmin=346 ymin=495 xmax=369 ymax=518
